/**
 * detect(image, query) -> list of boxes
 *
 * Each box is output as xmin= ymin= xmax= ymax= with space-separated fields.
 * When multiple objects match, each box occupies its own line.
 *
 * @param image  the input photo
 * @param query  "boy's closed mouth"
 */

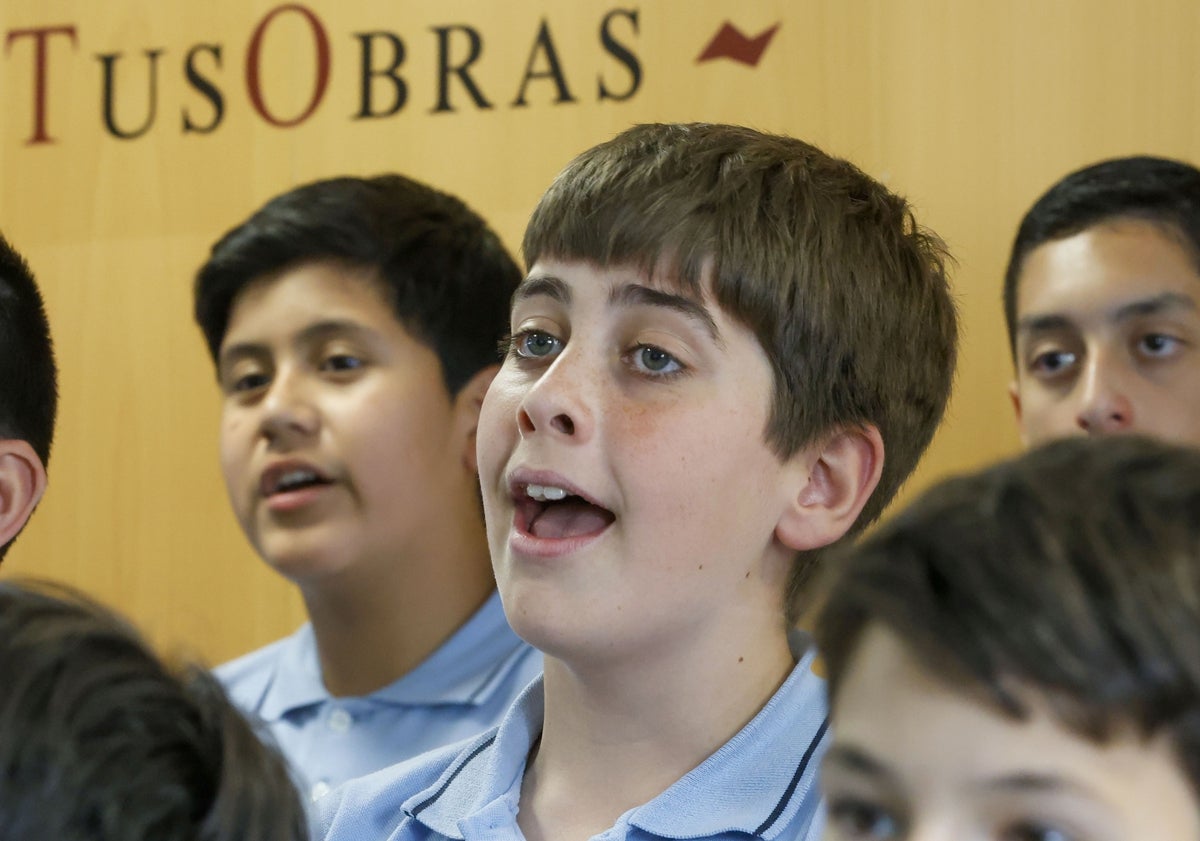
xmin=259 ymin=460 xmax=335 ymax=511
xmin=508 ymin=472 xmax=615 ymax=542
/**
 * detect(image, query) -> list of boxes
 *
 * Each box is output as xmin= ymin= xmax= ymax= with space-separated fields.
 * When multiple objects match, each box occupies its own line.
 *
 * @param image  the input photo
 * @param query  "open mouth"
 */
xmin=515 ymin=483 xmax=616 ymax=540
xmin=260 ymin=465 xmax=333 ymax=498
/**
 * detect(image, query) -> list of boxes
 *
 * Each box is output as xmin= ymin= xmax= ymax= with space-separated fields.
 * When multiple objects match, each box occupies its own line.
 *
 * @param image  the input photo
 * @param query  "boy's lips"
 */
xmin=258 ymin=460 xmax=335 ymax=511
xmin=506 ymin=469 xmax=616 ymax=545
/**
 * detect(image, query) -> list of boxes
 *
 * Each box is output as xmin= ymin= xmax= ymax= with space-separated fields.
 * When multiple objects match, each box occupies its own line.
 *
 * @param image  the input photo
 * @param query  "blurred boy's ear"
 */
xmin=775 ymin=425 xmax=884 ymax=551
xmin=0 ymin=439 xmax=47 ymax=549
xmin=455 ymin=364 xmax=500 ymax=474
xmin=1008 ymin=380 xmax=1030 ymax=446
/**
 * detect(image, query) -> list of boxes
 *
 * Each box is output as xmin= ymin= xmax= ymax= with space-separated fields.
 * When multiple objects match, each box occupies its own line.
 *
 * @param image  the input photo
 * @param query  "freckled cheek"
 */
xmin=605 ymin=397 xmax=658 ymax=441
xmin=610 ymin=407 xmax=721 ymax=511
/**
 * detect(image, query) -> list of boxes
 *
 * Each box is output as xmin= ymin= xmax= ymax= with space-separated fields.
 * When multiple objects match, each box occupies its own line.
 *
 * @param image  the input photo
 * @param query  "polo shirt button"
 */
xmin=328 ymin=707 xmax=353 ymax=733
xmin=311 ymin=780 xmax=331 ymax=801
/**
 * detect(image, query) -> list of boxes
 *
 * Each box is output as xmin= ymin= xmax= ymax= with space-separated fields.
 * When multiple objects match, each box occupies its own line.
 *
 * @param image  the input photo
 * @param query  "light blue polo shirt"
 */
xmin=318 ymin=633 xmax=829 ymax=841
xmin=217 ymin=591 xmax=543 ymax=802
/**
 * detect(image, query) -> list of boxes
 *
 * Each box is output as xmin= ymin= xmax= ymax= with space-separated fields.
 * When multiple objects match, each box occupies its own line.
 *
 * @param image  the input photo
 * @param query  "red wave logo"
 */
xmin=696 ymin=22 xmax=780 ymax=67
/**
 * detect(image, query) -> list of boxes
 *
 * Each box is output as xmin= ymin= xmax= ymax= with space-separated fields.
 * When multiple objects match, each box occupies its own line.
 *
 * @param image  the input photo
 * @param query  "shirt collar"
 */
xmin=404 ymin=632 xmax=828 ymax=840
xmin=259 ymin=591 xmax=530 ymax=720
xmin=403 ymin=677 xmax=545 ymax=839
xmin=627 ymin=636 xmax=829 ymax=839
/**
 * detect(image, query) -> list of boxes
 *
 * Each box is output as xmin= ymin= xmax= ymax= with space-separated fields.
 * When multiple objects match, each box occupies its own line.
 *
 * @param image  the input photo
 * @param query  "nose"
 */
xmin=259 ymin=368 xmax=319 ymax=446
xmin=515 ymin=348 xmax=595 ymax=442
xmin=903 ymin=820 xmax=964 ymax=841
xmin=1075 ymin=355 xmax=1134 ymax=435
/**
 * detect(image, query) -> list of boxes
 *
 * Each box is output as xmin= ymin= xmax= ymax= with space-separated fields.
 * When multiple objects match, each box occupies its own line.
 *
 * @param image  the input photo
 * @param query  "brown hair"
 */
xmin=817 ymin=435 xmax=1200 ymax=797
xmin=524 ymin=123 xmax=958 ymax=619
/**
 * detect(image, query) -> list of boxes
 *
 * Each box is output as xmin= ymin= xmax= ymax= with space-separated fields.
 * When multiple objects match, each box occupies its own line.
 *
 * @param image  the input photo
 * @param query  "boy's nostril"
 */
xmin=518 ymin=408 xmax=536 ymax=435
xmin=551 ymin=414 xmax=575 ymax=436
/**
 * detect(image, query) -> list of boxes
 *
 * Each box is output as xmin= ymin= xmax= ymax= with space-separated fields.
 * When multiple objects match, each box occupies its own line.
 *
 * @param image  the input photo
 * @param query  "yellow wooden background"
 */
xmin=2 ymin=0 xmax=1195 ymax=665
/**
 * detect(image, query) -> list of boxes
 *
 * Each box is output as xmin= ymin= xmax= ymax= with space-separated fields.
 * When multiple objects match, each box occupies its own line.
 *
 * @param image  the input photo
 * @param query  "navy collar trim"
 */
xmin=753 ymin=715 xmax=829 ymax=837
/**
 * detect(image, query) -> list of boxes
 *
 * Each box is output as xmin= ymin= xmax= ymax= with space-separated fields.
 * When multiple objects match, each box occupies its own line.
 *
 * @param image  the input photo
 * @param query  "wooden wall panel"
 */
xmin=1 ymin=0 xmax=1195 ymax=663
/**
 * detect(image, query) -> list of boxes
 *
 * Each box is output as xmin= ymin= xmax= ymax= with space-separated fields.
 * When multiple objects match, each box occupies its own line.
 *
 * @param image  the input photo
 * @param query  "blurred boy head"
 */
xmin=818 ymin=436 xmax=1200 ymax=841
xmin=0 ymin=233 xmax=56 ymax=560
xmin=0 ymin=578 xmax=307 ymax=841
xmin=1004 ymin=156 xmax=1200 ymax=447
xmin=195 ymin=174 xmax=520 ymax=589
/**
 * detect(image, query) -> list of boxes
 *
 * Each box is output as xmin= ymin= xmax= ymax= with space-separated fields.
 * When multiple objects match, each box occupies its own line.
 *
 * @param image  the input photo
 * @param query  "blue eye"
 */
xmin=631 ymin=345 xmax=682 ymax=376
xmin=827 ymin=798 xmax=902 ymax=840
xmin=638 ymin=346 xmax=676 ymax=372
xmin=514 ymin=330 xmax=562 ymax=359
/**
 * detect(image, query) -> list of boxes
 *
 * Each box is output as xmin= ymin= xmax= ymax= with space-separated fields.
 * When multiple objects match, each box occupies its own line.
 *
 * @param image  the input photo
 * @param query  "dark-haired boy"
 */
xmin=193 ymin=175 xmax=542 ymax=801
xmin=1004 ymin=156 xmax=1200 ymax=446
xmin=320 ymin=123 xmax=958 ymax=841
xmin=0 ymin=578 xmax=308 ymax=841
xmin=0 ymin=233 xmax=56 ymax=560
xmin=817 ymin=435 xmax=1200 ymax=841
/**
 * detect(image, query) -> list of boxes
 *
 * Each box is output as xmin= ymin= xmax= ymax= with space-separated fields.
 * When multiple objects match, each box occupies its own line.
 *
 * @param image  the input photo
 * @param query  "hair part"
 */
xmin=1003 ymin=155 xmax=1200 ymax=357
xmin=194 ymin=174 xmax=521 ymax=396
xmin=0 ymin=578 xmax=308 ymax=841
xmin=817 ymin=435 xmax=1200 ymax=798
xmin=523 ymin=123 xmax=958 ymax=620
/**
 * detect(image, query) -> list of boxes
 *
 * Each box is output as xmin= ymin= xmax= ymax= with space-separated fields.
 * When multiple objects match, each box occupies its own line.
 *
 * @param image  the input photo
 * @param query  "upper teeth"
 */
xmin=527 ymin=484 xmax=568 ymax=502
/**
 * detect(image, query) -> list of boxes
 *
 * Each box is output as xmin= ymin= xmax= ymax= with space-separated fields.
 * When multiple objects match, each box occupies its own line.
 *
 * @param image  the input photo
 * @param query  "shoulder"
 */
xmin=214 ymin=633 xmax=299 ymax=710
xmin=317 ymin=734 xmax=489 ymax=841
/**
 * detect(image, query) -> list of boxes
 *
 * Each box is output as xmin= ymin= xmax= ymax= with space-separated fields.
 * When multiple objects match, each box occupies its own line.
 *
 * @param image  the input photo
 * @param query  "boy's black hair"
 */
xmin=1003 ymin=155 xmax=1200 ymax=356
xmin=817 ymin=435 xmax=1200 ymax=798
xmin=194 ymin=174 xmax=521 ymax=395
xmin=0 ymin=232 xmax=57 ymax=467
xmin=0 ymin=578 xmax=308 ymax=841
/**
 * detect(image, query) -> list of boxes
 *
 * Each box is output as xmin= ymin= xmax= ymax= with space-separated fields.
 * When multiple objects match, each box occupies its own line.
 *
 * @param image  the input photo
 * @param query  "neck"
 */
xmin=518 ymin=611 xmax=794 ymax=841
xmin=300 ymin=525 xmax=495 ymax=698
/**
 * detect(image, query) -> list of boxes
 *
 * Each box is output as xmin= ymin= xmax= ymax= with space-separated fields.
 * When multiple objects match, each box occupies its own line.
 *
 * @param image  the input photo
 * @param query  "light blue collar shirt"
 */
xmin=217 ymin=590 xmax=543 ymax=802
xmin=318 ymin=632 xmax=829 ymax=841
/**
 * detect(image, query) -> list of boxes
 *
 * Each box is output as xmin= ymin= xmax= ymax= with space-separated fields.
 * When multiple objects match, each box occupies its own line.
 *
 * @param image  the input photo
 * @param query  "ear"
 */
xmin=453 ymin=365 xmax=499 ymax=474
xmin=775 ymin=425 xmax=884 ymax=552
xmin=1008 ymin=380 xmax=1029 ymax=447
xmin=0 ymin=439 xmax=48 ymax=550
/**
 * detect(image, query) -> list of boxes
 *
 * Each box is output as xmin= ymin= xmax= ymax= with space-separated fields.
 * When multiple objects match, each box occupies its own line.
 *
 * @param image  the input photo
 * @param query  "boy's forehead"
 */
xmin=1016 ymin=219 xmax=1200 ymax=320
xmin=518 ymin=256 xmax=715 ymax=306
xmin=229 ymin=261 xmax=386 ymax=319
xmin=220 ymin=260 xmax=396 ymax=352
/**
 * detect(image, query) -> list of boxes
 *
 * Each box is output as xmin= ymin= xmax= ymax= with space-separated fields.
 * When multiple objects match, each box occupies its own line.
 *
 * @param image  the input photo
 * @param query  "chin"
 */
xmin=500 ymin=594 xmax=585 ymax=657
xmin=262 ymin=544 xmax=347 ymax=584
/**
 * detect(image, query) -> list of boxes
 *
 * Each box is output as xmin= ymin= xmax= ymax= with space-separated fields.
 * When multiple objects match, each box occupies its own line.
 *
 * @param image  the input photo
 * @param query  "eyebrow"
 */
xmin=1111 ymin=291 xmax=1196 ymax=321
xmin=977 ymin=771 xmax=1097 ymax=798
xmin=511 ymin=274 xmax=724 ymax=345
xmin=1015 ymin=313 xmax=1072 ymax=337
xmin=821 ymin=744 xmax=894 ymax=781
xmin=219 ymin=319 xmax=373 ymax=369
xmin=511 ymin=275 xmax=570 ymax=307
xmin=1017 ymin=292 xmax=1198 ymax=338
xmin=610 ymin=283 xmax=723 ymax=345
